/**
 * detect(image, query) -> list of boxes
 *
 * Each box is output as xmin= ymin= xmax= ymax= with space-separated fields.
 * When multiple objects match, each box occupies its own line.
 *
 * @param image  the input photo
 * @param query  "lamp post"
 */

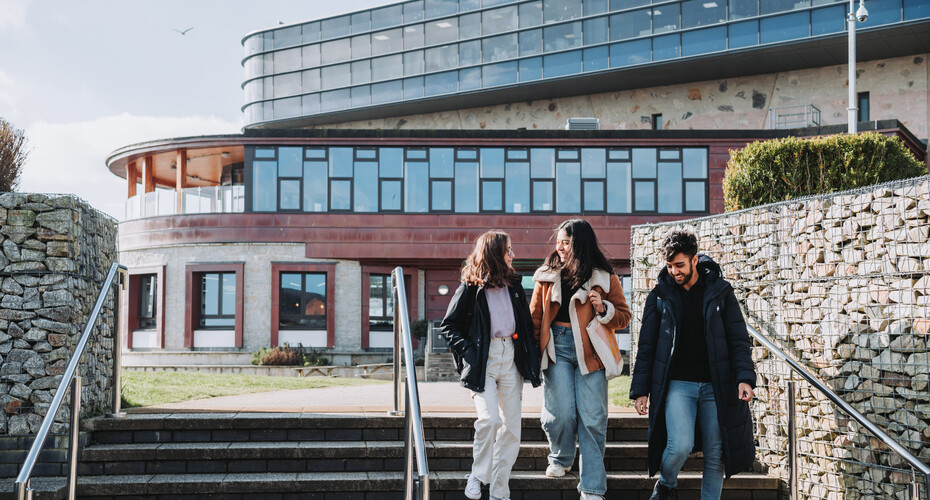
xmin=848 ymin=0 xmax=869 ymax=134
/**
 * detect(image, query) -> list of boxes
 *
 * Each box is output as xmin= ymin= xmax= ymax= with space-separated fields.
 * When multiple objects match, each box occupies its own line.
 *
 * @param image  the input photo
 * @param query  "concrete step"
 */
xmin=68 ymin=471 xmax=779 ymax=499
xmin=84 ymin=413 xmax=649 ymax=445
xmin=77 ymin=441 xmax=705 ymax=475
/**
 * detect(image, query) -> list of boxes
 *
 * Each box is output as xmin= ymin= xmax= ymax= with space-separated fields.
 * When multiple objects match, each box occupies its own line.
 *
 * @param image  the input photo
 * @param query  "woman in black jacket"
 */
xmin=440 ymin=230 xmax=541 ymax=500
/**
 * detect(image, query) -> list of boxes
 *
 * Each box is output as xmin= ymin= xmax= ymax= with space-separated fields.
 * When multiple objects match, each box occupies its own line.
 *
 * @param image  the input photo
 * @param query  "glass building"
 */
xmin=241 ymin=0 xmax=930 ymax=128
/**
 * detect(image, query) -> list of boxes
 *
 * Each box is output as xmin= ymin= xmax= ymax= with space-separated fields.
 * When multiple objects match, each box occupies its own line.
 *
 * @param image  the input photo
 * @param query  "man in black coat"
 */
xmin=630 ymin=230 xmax=756 ymax=500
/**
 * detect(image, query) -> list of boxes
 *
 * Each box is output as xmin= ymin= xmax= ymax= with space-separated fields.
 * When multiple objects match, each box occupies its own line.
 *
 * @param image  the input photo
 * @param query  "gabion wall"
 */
xmin=630 ymin=176 xmax=930 ymax=500
xmin=0 ymin=193 xmax=118 ymax=444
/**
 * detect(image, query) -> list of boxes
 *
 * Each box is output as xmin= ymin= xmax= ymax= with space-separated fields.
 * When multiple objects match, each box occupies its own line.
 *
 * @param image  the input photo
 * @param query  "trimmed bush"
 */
xmin=723 ymin=132 xmax=927 ymax=211
xmin=250 ymin=344 xmax=330 ymax=366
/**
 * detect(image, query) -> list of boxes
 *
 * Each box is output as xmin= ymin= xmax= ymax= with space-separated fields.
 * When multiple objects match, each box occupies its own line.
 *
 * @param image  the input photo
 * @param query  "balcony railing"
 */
xmin=125 ymin=186 xmax=245 ymax=220
xmin=769 ymin=104 xmax=822 ymax=129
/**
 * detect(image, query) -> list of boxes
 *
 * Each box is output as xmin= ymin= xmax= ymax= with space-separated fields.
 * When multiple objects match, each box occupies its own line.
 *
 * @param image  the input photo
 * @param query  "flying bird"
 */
xmin=173 ymin=27 xmax=194 ymax=35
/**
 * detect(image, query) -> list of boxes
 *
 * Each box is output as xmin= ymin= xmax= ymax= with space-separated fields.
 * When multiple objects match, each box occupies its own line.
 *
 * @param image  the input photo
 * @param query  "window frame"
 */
xmin=185 ymin=263 xmax=244 ymax=348
xmin=126 ymin=266 xmax=166 ymax=350
xmin=271 ymin=262 xmax=336 ymax=348
xmin=360 ymin=266 xmax=418 ymax=350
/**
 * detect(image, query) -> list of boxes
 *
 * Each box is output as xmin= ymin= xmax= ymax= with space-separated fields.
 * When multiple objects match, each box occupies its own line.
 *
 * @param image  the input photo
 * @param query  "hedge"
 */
xmin=722 ymin=132 xmax=927 ymax=211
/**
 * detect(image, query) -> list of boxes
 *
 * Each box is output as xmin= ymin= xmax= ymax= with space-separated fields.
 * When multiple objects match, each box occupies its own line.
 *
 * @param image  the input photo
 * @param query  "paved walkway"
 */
xmin=134 ymin=381 xmax=635 ymax=414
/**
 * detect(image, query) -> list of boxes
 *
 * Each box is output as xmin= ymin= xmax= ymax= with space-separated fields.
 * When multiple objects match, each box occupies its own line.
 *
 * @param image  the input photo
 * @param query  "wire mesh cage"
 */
xmin=630 ymin=175 xmax=930 ymax=500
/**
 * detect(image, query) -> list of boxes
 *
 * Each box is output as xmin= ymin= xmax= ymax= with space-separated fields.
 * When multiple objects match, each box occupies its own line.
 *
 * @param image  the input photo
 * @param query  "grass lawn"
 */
xmin=121 ymin=371 xmax=387 ymax=408
xmin=608 ymin=375 xmax=633 ymax=408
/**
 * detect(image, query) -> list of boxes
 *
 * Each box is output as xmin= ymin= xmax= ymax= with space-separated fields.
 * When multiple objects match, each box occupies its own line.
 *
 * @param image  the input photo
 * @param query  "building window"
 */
xmin=652 ymin=113 xmax=663 ymax=130
xmin=271 ymin=263 xmax=335 ymax=348
xmin=138 ymin=275 xmax=157 ymax=330
xmin=369 ymin=274 xmax=394 ymax=331
xmin=279 ymin=272 xmax=327 ymax=330
xmin=857 ymin=92 xmax=870 ymax=122
xmin=127 ymin=266 xmax=165 ymax=350
xmin=199 ymin=272 xmax=236 ymax=329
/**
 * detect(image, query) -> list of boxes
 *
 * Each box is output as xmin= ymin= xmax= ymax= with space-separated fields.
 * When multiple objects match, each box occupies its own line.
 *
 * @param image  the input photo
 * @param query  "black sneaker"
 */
xmin=650 ymin=481 xmax=674 ymax=500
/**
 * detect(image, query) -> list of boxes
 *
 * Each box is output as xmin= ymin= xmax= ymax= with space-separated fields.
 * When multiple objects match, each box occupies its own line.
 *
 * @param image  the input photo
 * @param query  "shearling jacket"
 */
xmin=529 ymin=266 xmax=632 ymax=375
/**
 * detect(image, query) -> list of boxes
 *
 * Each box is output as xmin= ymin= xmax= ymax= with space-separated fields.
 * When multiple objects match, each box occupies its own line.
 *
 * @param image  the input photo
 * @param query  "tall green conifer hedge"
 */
xmin=723 ymin=132 xmax=927 ymax=211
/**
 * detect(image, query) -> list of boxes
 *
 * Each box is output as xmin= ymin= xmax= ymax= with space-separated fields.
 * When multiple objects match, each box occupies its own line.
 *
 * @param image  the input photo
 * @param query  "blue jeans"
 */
xmin=541 ymin=324 xmax=608 ymax=495
xmin=659 ymin=380 xmax=724 ymax=500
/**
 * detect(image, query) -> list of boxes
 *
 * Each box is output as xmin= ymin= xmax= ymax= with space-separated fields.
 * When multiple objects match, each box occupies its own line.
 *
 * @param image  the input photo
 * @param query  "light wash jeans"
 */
xmin=471 ymin=336 xmax=523 ymax=499
xmin=658 ymin=380 xmax=725 ymax=499
xmin=541 ymin=324 xmax=608 ymax=496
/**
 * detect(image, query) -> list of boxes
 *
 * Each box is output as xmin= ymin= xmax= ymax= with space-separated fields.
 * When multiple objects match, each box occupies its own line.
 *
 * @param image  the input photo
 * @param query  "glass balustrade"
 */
xmin=124 ymin=186 xmax=245 ymax=220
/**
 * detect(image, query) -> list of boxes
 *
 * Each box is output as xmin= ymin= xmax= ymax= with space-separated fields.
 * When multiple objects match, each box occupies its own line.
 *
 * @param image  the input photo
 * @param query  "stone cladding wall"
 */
xmin=630 ymin=176 xmax=930 ymax=499
xmin=0 ymin=193 xmax=118 ymax=476
xmin=315 ymin=54 xmax=930 ymax=143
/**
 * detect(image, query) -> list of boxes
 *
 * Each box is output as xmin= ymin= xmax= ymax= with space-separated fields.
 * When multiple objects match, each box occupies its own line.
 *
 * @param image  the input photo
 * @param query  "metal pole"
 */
xmin=404 ymin=389 xmax=414 ymax=500
xmin=109 ymin=270 xmax=127 ymax=418
xmin=788 ymin=378 xmax=797 ymax=500
xmin=847 ymin=0 xmax=858 ymax=134
xmin=390 ymin=279 xmax=403 ymax=416
xmin=67 ymin=376 xmax=81 ymax=500
xmin=16 ymin=478 xmax=31 ymax=500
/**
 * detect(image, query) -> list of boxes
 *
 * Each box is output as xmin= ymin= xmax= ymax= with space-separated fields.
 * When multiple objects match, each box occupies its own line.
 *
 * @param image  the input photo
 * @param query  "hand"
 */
xmin=635 ymin=396 xmax=649 ymax=415
xmin=738 ymin=383 xmax=754 ymax=402
xmin=588 ymin=291 xmax=606 ymax=314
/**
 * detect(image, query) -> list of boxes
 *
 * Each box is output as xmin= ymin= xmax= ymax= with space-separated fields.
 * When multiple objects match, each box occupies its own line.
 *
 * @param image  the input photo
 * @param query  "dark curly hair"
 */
xmin=661 ymin=230 xmax=698 ymax=261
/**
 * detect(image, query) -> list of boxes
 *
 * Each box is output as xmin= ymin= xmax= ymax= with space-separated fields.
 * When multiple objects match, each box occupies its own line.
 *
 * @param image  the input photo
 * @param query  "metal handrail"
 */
xmin=746 ymin=324 xmax=930 ymax=499
xmin=15 ymin=262 xmax=127 ymax=500
xmin=390 ymin=267 xmax=430 ymax=500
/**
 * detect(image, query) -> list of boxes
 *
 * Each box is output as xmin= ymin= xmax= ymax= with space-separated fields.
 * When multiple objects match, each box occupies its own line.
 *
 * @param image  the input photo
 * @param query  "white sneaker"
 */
xmin=545 ymin=463 xmax=567 ymax=477
xmin=580 ymin=493 xmax=605 ymax=500
xmin=464 ymin=474 xmax=482 ymax=500
xmin=490 ymin=497 xmax=511 ymax=500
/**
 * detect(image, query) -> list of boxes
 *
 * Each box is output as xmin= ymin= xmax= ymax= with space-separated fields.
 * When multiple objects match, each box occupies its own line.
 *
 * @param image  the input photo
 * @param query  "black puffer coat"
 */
xmin=630 ymin=255 xmax=757 ymax=478
xmin=439 ymin=277 xmax=542 ymax=392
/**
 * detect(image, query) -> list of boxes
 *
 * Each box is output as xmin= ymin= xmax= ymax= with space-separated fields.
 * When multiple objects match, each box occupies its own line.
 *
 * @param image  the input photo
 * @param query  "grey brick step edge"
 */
xmin=71 ymin=471 xmax=781 ymax=497
xmin=0 ymin=477 xmax=66 ymax=500
xmin=80 ymin=441 xmax=657 ymax=462
xmin=84 ymin=413 xmax=648 ymax=432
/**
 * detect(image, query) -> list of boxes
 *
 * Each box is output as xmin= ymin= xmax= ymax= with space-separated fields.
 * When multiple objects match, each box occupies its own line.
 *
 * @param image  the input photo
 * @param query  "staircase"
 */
xmin=5 ymin=413 xmax=781 ymax=499
xmin=424 ymin=352 xmax=458 ymax=382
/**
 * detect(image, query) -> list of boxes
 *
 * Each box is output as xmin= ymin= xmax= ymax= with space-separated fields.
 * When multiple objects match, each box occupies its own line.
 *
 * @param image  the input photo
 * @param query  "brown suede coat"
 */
xmin=529 ymin=266 xmax=632 ymax=375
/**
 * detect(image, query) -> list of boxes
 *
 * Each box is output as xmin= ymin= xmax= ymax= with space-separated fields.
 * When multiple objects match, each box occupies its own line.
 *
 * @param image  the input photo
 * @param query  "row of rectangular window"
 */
xmin=247 ymin=0 xmax=905 ymax=82
xmin=243 ymin=3 xmax=886 ymax=116
xmin=250 ymin=146 xmax=708 ymax=215
xmin=142 ymin=270 xmax=389 ymax=333
xmin=245 ymin=0 xmax=897 ymax=55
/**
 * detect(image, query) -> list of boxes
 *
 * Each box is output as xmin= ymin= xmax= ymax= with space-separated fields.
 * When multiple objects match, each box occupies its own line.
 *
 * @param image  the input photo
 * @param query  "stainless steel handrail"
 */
xmin=390 ymin=267 xmax=430 ymax=500
xmin=15 ymin=262 xmax=127 ymax=500
xmin=747 ymin=324 xmax=930 ymax=499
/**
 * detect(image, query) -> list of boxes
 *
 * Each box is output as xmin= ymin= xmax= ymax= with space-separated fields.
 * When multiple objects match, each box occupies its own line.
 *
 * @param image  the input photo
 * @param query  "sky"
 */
xmin=0 ymin=0 xmax=388 ymax=219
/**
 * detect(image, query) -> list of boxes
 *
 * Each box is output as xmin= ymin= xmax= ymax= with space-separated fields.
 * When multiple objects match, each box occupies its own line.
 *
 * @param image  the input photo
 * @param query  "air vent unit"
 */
xmin=565 ymin=118 xmax=600 ymax=130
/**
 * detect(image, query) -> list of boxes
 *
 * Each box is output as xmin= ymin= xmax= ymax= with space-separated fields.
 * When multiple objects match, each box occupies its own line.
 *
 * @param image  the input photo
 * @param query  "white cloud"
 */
xmin=0 ymin=0 xmax=31 ymax=31
xmin=19 ymin=113 xmax=240 ymax=220
xmin=0 ymin=69 xmax=15 ymax=118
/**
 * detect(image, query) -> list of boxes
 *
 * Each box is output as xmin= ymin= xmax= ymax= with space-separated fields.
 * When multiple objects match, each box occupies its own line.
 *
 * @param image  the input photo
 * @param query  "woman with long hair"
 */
xmin=440 ymin=230 xmax=541 ymax=500
xmin=529 ymin=219 xmax=632 ymax=500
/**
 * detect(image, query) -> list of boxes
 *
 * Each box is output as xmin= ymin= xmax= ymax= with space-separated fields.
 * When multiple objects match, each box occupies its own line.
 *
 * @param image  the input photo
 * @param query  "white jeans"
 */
xmin=471 ymin=336 xmax=523 ymax=499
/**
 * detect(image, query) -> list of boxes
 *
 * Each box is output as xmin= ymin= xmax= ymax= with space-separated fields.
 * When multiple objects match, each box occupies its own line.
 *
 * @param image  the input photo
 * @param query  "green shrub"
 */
xmin=723 ymin=132 xmax=927 ymax=211
xmin=410 ymin=319 xmax=430 ymax=340
xmin=250 ymin=343 xmax=330 ymax=366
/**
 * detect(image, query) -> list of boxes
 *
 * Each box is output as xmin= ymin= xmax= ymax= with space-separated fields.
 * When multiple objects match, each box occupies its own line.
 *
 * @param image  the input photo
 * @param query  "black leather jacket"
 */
xmin=439 ymin=276 xmax=542 ymax=392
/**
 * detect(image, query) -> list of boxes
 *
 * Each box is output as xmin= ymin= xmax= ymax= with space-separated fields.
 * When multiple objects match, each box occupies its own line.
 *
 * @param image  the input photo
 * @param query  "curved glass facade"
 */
xmin=246 ymin=145 xmax=708 ymax=215
xmin=241 ymin=0 xmax=929 ymax=127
